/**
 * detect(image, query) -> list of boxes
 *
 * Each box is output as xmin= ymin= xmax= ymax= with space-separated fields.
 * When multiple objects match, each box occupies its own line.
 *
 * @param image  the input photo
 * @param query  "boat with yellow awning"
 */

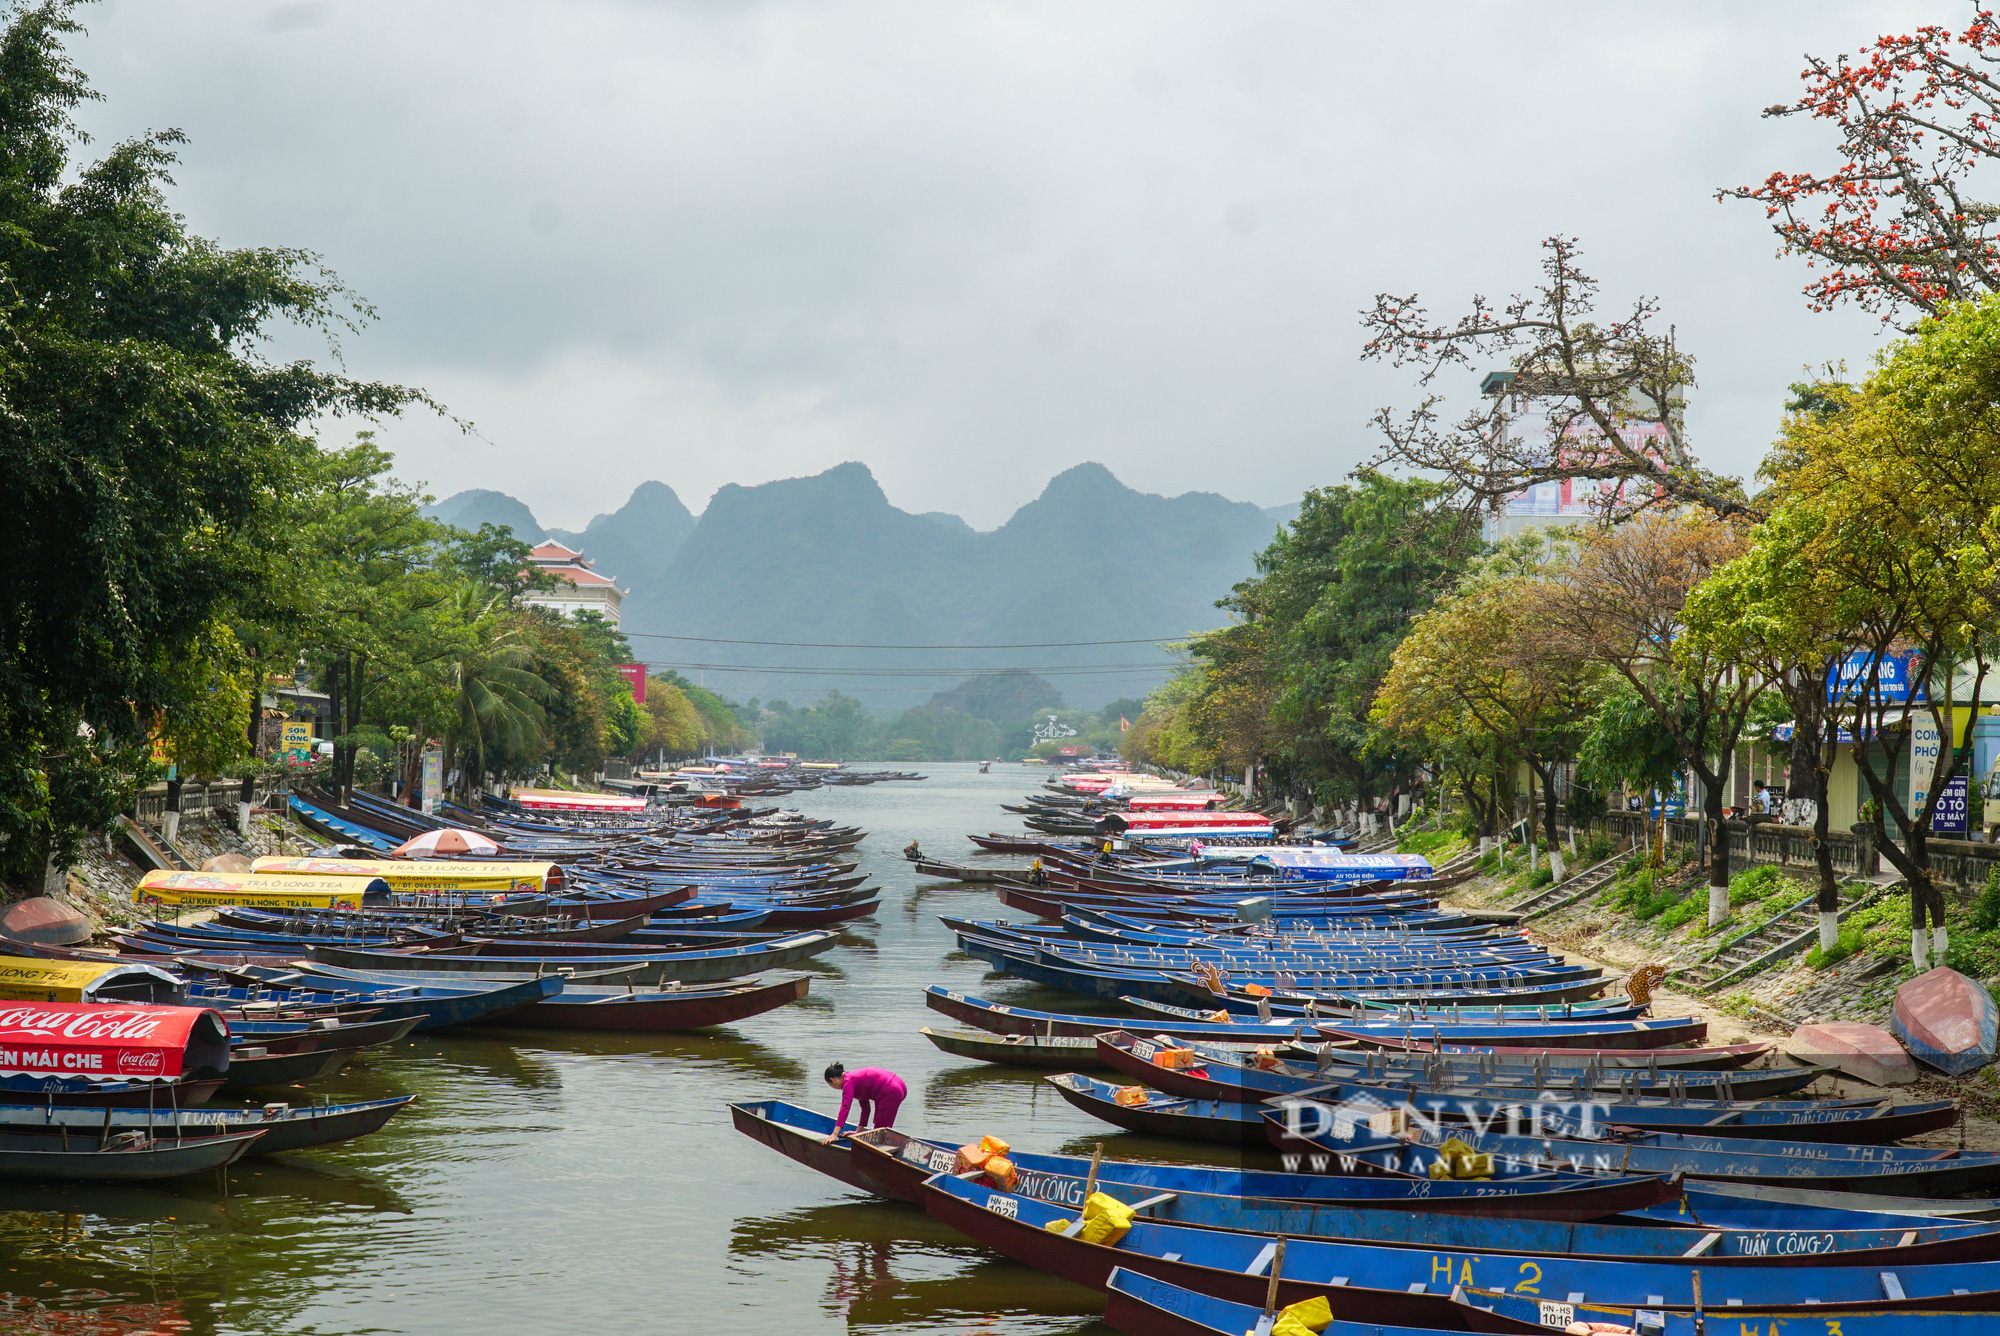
xmin=249 ymin=857 xmax=560 ymax=894
xmin=0 ymin=955 xmax=184 ymax=1004
xmin=136 ymin=870 xmax=389 ymax=911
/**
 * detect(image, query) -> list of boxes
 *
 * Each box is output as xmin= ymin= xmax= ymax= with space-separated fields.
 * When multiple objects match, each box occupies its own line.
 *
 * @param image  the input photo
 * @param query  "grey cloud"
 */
xmin=75 ymin=0 xmax=1926 ymax=530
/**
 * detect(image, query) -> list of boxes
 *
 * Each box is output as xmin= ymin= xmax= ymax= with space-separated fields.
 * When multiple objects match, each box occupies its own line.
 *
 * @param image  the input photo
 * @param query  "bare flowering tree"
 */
xmin=1722 ymin=7 xmax=2000 ymax=325
xmin=1360 ymin=236 xmax=1754 ymax=523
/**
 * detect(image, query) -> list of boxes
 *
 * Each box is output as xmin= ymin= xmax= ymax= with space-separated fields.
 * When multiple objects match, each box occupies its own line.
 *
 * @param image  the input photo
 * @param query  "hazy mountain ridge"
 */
xmin=427 ymin=462 xmax=1290 ymax=708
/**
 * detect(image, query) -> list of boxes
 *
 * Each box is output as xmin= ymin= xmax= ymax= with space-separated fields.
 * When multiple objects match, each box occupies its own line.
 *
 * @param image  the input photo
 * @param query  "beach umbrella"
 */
xmin=391 ymin=828 xmax=503 ymax=857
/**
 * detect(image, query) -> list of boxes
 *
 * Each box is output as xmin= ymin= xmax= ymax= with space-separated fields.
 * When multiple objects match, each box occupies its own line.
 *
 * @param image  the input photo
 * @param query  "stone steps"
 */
xmin=1509 ymin=855 xmax=1622 ymax=920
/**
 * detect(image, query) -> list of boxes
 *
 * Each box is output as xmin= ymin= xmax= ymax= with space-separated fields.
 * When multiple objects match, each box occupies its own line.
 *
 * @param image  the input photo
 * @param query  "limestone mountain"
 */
xmin=428 ymin=462 xmax=1288 ymax=709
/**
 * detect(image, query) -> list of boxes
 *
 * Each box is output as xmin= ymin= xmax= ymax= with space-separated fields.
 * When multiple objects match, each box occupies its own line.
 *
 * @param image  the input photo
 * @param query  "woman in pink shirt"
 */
xmin=824 ymin=1062 xmax=907 ymax=1138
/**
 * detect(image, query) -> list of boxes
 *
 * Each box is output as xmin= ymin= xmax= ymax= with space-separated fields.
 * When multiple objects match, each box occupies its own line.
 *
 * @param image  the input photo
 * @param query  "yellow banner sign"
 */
xmin=0 ymin=957 xmax=131 ymax=1003
xmin=249 ymin=857 xmax=554 ymax=894
xmin=136 ymin=870 xmax=378 ymax=911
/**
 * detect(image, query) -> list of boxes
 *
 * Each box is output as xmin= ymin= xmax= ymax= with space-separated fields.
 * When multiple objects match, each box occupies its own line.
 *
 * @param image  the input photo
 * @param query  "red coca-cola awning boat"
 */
xmin=0 ymin=1002 xmax=231 ymax=1082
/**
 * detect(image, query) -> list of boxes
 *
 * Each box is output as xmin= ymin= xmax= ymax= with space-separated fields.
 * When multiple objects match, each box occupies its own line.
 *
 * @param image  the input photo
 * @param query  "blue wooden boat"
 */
xmin=1122 ymin=992 xmax=1643 ymax=1023
xmin=1284 ymin=1075 xmax=1960 ymax=1145
xmin=191 ymin=971 xmax=563 ymax=1031
xmin=1043 ymin=1071 xmax=1270 ymax=1144
xmin=1102 ymin=1267 xmax=1993 ymax=1336
xmin=920 ymin=1171 xmax=2000 ymax=1319
xmin=883 ymin=1130 xmax=2000 ymax=1264
xmin=1891 ymin=966 xmax=2000 ymax=1076
xmin=932 ymin=981 xmax=1704 ymax=1048
xmin=1463 ymin=1285 xmax=1997 ymax=1336
xmin=1266 ymin=1110 xmax=2000 ymax=1197
xmin=727 ymin=1098 xmax=875 ymax=1192
xmin=306 ymin=928 xmax=840 ymax=984
xmin=0 ymin=1095 xmax=417 ymax=1154
xmin=927 ymin=987 xmax=1327 ymax=1041
xmin=1098 ymin=1032 xmax=1861 ymax=1107
xmin=845 ymin=1125 xmax=1679 ymax=1219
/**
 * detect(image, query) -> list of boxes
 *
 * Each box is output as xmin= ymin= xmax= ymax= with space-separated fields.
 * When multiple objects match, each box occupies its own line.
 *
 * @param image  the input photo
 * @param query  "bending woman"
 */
xmin=824 ymin=1062 xmax=907 ymax=1139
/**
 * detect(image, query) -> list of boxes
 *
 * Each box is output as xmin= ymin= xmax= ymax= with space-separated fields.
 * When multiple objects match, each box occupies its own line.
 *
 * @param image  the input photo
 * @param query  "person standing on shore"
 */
xmin=823 ymin=1062 xmax=907 ymax=1139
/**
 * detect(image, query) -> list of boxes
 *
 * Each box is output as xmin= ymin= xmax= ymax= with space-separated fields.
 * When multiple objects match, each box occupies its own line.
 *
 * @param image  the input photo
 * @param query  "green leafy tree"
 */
xmin=0 ymin=4 xmax=435 ymax=887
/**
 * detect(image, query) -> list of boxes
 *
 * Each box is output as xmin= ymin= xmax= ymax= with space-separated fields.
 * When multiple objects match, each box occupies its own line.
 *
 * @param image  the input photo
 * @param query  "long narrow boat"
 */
xmin=921 ymin=1027 xmax=1113 ymax=1068
xmin=307 ymin=929 xmax=841 ymax=985
xmin=740 ymin=1100 xmax=1680 ymax=1220
xmin=1266 ymin=1111 xmax=2000 ymax=1196
xmin=918 ymin=1171 xmax=2000 ymax=1320
xmin=1295 ymin=1075 xmax=1960 ymax=1145
xmin=1101 ymin=1268 xmax=1994 ymax=1336
xmin=193 ymin=972 xmax=565 ymax=1031
xmin=1121 ymin=992 xmax=1645 ymax=1024
xmin=482 ymin=976 xmax=808 ymax=1032
xmin=914 ymin=861 xmax=1033 ymax=885
xmin=929 ymin=988 xmax=1375 ymax=1042
xmin=0 ymin=1095 xmax=416 ymax=1154
xmin=727 ymin=1098 xmax=873 ymax=1191
xmin=1046 ymin=1072 xmax=1321 ymax=1147
xmin=0 ymin=1127 xmax=269 ymax=1182
xmin=926 ymin=987 xmax=1708 ymax=1050
xmin=1094 ymin=1032 xmax=1881 ymax=1114
xmin=890 ymin=1130 xmax=2000 ymax=1264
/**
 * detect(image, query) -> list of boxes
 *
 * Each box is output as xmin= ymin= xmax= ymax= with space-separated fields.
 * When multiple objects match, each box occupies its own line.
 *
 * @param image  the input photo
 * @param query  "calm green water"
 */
xmin=5 ymin=762 xmax=1249 ymax=1336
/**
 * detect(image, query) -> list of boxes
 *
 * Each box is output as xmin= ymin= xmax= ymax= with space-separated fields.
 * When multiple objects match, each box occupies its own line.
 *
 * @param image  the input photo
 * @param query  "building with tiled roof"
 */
xmin=523 ymin=541 xmax=625 ymax=626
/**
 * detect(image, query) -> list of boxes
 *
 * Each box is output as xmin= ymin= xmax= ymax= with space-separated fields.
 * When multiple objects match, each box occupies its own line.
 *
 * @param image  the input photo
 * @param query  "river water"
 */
xmin=9 ymin=762 xmax=1249 ymax=1336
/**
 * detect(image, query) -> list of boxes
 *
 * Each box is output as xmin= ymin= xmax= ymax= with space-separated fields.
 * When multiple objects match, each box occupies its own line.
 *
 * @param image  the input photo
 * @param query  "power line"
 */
xmin=646 ymin=660 xmax=1173 ymax=678
xmin=620 ymin=631 xmax=1187 ymax=650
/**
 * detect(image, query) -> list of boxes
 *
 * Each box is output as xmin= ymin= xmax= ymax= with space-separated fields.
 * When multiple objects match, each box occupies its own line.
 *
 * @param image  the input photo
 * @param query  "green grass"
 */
xmin=1727 ymin=864 xmax=1797 ymax=908
xmin=1656 ymin=893 xmax=1709 ymax=931
xmin=1806 ymin=924 xmax=1864 ymax=970
xmin=1397 ymin=828 xmax=1468 ymax=860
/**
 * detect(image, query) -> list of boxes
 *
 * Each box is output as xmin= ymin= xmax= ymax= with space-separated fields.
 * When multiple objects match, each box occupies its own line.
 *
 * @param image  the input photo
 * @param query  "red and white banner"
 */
xmin=513 ymin=788 xmax=647 ymax=813
xmin=0 ymin=1003 xmax=230 ymax=1082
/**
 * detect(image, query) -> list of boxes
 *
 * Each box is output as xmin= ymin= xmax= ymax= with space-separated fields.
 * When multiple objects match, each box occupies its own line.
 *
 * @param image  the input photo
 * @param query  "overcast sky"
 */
xmin=74 ymin=0 xmax=1931 ymax=531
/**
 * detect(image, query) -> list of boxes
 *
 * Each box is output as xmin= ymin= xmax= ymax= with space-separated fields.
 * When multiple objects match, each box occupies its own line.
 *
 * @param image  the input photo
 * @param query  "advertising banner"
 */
xmin=250 ymin=857 xmax=557 ymax=893
xmin=0 ymin=1002 xmax=229 ymax=1081
xmin=1934 ymin=773 xmax=1971 ymax=837
xmin=136 ymin=870 xmax=384 ymax=910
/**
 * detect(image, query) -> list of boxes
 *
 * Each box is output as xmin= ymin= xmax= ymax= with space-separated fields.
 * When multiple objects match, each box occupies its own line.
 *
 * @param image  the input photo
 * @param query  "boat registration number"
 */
xmin=1537 ymin=1302 xmax=1574 ymax=1329
xmin=903 ymin=1143 xmax=957 ymax=1174
xmin=986 ymin=1194 xmax=1018 ymax=1218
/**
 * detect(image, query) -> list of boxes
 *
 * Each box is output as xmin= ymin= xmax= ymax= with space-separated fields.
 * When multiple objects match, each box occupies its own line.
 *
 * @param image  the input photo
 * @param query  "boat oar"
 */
xmin=1059 ymin=1144 xmax=1104 ymax=1238
xmin=1254 ymin=1237 xmax=1288 ymax=1336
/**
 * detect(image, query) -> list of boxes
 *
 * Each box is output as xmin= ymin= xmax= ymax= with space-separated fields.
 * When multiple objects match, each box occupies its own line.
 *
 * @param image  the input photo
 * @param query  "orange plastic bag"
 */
xmin=979 ymin=1134 xmax=1011 ymax=1158
xmin=983 ymin=1155 xmax=1018 ymax=1191
xmin=1243 ymin=983 xmax=1272 ymax=998
xmin=1150 ymin=1047 xmax=1197 ymax=1070
xmin=955 ymin=1143 xmax=992 ymax=1173
xmin=1112 ymin=1086 xmax=1149 ymax=1107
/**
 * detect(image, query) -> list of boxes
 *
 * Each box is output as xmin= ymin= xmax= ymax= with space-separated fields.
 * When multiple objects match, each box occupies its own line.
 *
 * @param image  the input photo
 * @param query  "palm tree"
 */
xmin=438 ymin=584 xmax=549 ymax=796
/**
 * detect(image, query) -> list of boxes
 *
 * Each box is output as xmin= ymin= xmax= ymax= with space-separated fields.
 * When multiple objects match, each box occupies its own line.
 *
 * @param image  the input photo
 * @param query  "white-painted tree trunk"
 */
xmin=1548 ymin=851 xmax=1566 ymax=884
xmin=162 ymin=811 xmax=180 ymax=844
xmin=1818 ymin=911 xmax=1839 ymax=952
xmin=236 ymin=801 xmax=252 ymax=839
xmin=1932 ymin=925 xmax=1949 ymax=961
xmin=1912 ymin=929 xmax=1931 ymax=972
xmin=1707 ymin=884 xmax=1729 ymax=929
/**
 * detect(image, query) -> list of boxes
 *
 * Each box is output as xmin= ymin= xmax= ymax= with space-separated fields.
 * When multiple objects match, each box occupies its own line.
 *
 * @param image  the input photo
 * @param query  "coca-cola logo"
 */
xmin=0 ymin=1006 xmax=174 ymax=1041
xmin=116 ymin=1049 xmax=165 ymax=1075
